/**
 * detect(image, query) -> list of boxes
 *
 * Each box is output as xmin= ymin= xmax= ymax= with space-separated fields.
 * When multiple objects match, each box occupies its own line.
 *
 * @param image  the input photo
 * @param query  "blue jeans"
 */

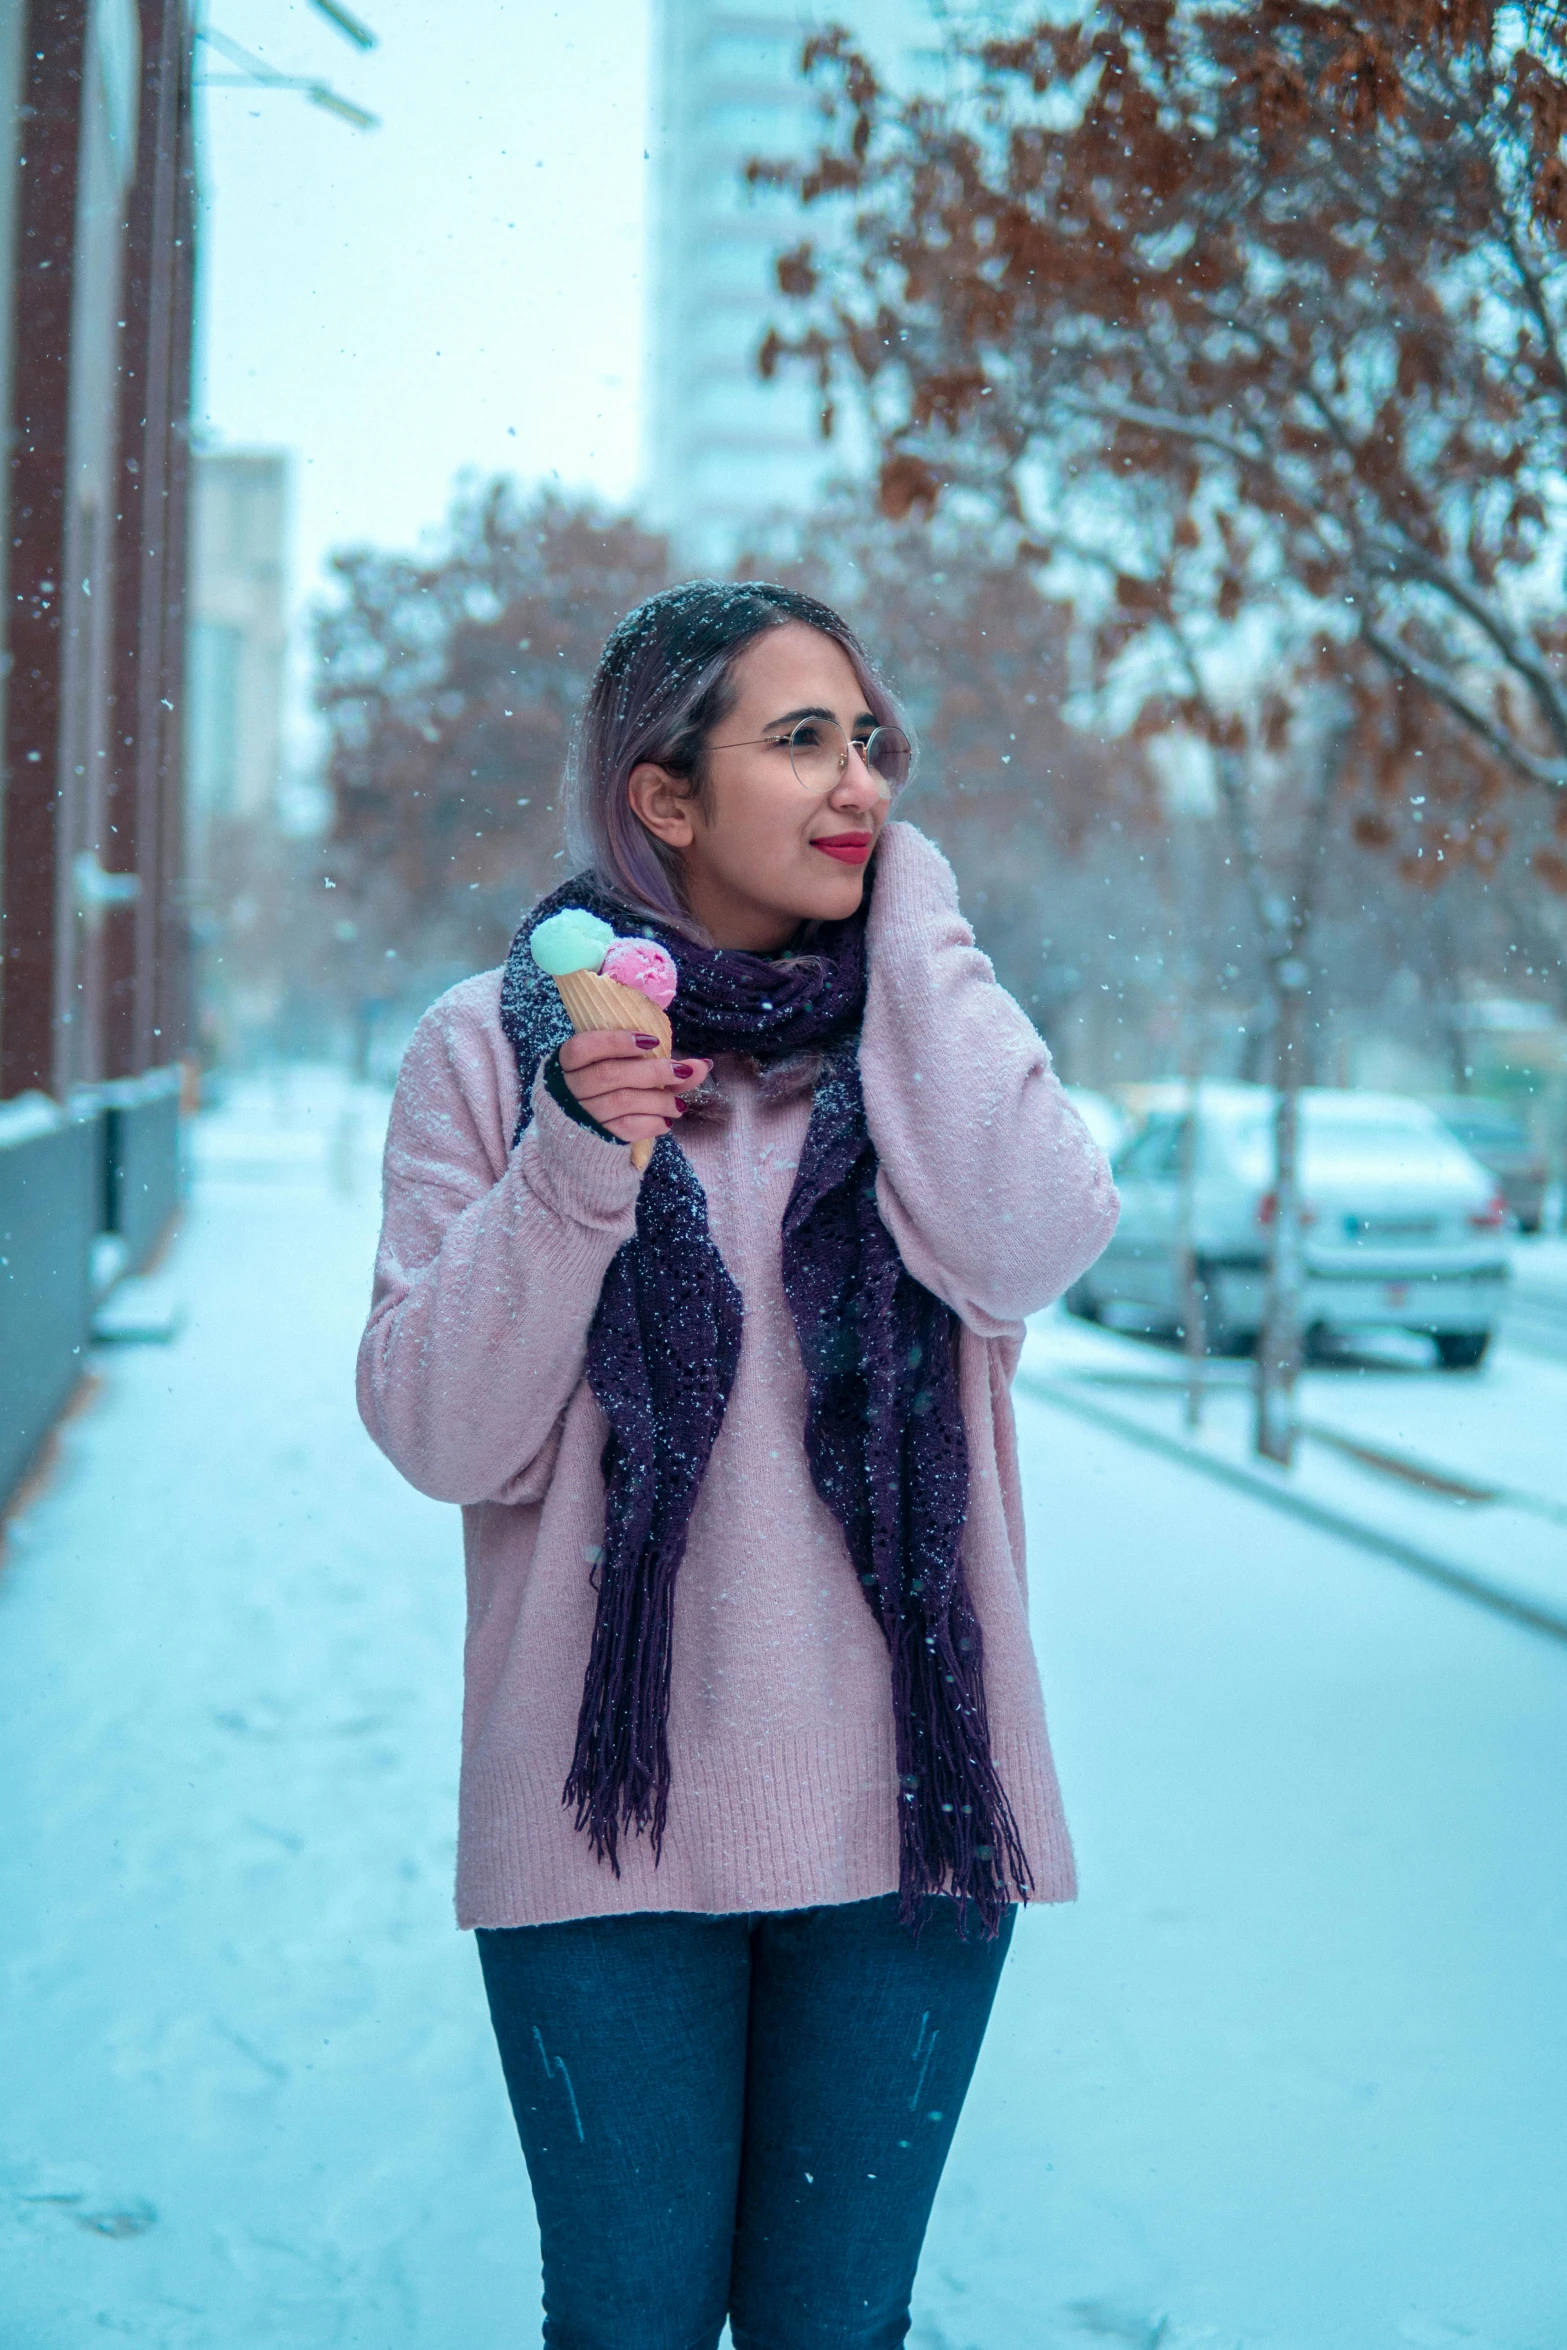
xmin=477 ymin=1894 xmax=1015 ymax=2350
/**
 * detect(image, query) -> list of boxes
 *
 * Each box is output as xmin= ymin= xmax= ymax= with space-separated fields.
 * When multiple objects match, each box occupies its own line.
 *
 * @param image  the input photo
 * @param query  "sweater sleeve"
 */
xmin=860 ymin=822 xmax=1120 ymax=1338
xmin=356 ymin=972 xmax=643 ymax=1506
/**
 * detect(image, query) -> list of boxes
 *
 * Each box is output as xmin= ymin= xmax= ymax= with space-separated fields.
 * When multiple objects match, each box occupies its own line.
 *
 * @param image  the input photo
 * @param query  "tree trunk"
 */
xmin=1175 ymin=1066 xmax=1206 ymax=1431
xmin=1255 ymin=970 xmax=1307 ymax=1465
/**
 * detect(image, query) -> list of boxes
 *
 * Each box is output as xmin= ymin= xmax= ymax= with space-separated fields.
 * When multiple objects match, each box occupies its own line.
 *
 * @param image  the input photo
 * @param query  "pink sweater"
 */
xmin=358 ymin=822 xmax=1118 ymax=1929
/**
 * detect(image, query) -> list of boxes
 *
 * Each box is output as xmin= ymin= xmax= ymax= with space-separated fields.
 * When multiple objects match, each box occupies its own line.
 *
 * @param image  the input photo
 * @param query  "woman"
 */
xmin=358 ymin=580 xmax=1117 ymax=2348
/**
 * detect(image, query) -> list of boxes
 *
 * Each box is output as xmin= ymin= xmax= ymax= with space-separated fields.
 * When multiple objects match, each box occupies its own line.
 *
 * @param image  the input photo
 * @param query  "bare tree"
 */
xmin=315 ymin=479 xmax=670 ymax=1019
xmin=753 ymin=0 xmax=1567 ymax=926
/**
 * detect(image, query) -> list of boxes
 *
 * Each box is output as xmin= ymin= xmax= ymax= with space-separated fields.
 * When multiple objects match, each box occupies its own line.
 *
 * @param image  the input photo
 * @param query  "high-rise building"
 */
xmin=644 ymin=0 xmax=939 ymax=571
xmin=186 ymin=449 xmax=291 ymax=833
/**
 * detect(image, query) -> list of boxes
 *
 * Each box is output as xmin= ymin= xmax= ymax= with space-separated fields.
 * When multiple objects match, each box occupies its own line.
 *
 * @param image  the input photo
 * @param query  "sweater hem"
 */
xmin=453 ymin=1719 xmax=1075 ymax=1931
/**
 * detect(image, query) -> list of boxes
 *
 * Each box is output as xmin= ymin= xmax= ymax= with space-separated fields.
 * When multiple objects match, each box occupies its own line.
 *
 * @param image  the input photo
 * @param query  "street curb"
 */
xmin=1015 ymin=1372 xmax=1567 ymax=1649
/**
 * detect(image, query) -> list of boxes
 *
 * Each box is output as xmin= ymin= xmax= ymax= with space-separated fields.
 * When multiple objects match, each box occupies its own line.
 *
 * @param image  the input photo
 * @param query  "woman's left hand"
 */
xmin=559 ymin=1030 xmax=712 ymax=1145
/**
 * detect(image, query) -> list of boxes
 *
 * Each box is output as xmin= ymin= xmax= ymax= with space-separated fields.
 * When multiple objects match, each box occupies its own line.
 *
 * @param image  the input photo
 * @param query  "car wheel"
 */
xmin=1434 ymin=1331 xmax=1490 ymax=1370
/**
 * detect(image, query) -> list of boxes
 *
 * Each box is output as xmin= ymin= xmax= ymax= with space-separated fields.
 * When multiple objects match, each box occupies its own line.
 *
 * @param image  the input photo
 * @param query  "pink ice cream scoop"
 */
xmin=599 ymin=937 xmax=678 ymax=1010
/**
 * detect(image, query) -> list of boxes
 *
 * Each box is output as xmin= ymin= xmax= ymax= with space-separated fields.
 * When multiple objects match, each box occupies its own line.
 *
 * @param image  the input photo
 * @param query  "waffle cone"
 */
xmin=553 ymin=969 xmax=672 ymax=1052
xmin=552 ymin=970 xmax=674 ymax=1171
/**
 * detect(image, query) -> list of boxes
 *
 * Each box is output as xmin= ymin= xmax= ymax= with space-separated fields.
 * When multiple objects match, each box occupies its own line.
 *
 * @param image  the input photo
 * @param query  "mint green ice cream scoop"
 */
xmin=529 ymin=908 xmax=616 ymax=976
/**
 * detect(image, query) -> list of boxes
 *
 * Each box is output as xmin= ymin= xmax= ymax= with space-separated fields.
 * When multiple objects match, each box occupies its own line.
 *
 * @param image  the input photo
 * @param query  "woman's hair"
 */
xmin=564 ymin=578 xmax=906 ymax=931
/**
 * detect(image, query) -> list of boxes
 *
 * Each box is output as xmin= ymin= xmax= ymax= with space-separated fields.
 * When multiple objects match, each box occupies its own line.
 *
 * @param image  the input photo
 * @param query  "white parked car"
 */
xmin=1067 ymin=1083 xmax=1510 ymax=1368
xmin=1064 ymin=1086 xmax=1131 ymax=1162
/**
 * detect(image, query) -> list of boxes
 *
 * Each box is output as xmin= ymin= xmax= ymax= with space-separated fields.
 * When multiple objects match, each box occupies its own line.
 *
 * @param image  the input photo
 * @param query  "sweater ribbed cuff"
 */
xmin=520 ymin=1069 xmax=645 ymax=1227
xmin=543 ymin=1046 xmax=623 ymax=1145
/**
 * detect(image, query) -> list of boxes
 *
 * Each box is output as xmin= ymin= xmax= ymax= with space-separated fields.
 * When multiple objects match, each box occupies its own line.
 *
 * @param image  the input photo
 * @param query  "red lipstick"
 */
xmin=810 ymin=832 xmax=874 ymax=865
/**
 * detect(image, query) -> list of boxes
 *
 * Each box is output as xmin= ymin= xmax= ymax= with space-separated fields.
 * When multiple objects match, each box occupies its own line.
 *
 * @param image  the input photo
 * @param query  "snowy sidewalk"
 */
xmin=1 ymin=1072 xmax=535 ymax=2343
xmin=1018 ymin=1304 xmax=1567 ymax=1635
xmin=3 ymin=1069 xmax=1564 ymax=2348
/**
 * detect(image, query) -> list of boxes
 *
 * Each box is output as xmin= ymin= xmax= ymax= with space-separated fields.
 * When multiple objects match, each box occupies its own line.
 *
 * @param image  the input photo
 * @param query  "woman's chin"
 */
xmin=701 ymin=850 xmax=869 ymax=944
xmin=793 ymin=858 xmax=868 ymax=921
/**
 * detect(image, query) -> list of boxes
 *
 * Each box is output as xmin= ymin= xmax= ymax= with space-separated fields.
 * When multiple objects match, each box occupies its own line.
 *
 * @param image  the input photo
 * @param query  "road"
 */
xmin=1 ymin=1071 xmax=1563 ymax=2349
xmin=1505 ymin=1233 xmax=1567 ymax=1362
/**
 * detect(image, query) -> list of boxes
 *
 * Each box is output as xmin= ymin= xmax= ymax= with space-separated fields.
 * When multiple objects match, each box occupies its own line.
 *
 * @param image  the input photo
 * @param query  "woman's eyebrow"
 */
xmin=763 ymin=705 xmax=879 ymax=730
xmin=763 ymin=704 xmax=834 ymax=730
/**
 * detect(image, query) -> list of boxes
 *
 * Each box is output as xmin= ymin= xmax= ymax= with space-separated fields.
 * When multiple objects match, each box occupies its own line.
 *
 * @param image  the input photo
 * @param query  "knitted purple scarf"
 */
xmin=499 ymin=872 xmax=1032 ymax=1932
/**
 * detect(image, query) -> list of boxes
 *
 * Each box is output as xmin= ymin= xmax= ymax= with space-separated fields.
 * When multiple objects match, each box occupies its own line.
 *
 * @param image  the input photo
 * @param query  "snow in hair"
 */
xmin=564 ymin=579 xmax=904 ymax=933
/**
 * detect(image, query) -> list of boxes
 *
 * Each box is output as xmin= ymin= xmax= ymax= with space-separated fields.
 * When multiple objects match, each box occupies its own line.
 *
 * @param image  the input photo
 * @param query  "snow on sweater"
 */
xmin=357 ymin=822 xmax=1119 ymax=1928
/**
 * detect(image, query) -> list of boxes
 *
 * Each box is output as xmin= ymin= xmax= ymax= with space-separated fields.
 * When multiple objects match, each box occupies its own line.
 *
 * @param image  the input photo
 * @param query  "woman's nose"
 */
xmin=835 ymin=742 xmax=887 ymax=806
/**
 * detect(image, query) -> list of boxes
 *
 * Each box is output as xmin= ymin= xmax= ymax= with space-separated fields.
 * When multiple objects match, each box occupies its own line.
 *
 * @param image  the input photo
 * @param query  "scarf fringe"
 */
xmin=561 ymin=1515 xmax=677 ymax=1874
xmin=890 ymin=1599 xmax=1034 ymax=1939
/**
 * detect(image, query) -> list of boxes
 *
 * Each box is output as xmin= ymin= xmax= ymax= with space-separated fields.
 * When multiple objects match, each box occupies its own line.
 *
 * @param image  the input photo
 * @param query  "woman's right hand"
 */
xmin=557 ymin=1032 xmax=712 ymax=1146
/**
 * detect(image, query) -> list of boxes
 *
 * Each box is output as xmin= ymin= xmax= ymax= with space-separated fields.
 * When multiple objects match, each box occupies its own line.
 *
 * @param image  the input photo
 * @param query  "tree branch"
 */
xmin=1362 ymin=622 xmax=1567 ymax=791
xmin=1052 ymin=378 xmax=1567 ymax=778
xmin=1361 ymin=537 xmax=1567 ymax=755
xmin=1049 ymin=388 xmax=1262 ymax=472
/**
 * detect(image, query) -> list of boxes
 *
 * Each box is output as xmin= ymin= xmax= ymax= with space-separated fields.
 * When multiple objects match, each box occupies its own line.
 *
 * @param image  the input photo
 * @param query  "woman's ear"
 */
xmin=627 ymin=761 xmax=699 ymax=851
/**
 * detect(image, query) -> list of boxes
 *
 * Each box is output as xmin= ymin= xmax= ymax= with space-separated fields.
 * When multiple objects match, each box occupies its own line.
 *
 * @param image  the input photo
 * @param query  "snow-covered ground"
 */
xmin=1021 ymin=1307 xmax=1567 ymax=1629
xmin=2 ymin=1069 xmax=1563 ymax=2348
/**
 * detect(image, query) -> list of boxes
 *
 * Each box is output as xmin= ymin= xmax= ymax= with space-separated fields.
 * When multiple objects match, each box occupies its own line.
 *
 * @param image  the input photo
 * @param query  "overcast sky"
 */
xmin=195 ymin=0 xmax=651 ymax=656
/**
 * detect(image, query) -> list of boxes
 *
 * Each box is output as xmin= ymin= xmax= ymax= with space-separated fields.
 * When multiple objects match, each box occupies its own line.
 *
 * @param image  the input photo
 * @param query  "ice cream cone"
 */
xmin=552 ymin=970 xmax=674 ymax=1170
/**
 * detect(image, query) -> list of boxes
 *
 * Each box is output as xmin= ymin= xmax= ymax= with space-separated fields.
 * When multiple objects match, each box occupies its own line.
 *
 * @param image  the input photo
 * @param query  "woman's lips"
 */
xmin=810 ymin=832 xmax=874 ymax=865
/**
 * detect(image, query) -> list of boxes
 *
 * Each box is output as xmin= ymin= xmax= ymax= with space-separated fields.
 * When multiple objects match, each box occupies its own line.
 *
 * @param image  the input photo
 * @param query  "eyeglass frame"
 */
xmin=706 ymin=714 xmax=915 ymax=798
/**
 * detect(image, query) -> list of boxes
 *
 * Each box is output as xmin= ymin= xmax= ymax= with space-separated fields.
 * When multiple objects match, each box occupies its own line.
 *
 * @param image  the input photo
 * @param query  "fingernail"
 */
xmin=635 ymin=1034 xmax=659 ymax=1050
xmin=673 ymin=1061 xmax=696 ymax=1080
xmin=674 ymin=1096 xmax=688 ymax=1112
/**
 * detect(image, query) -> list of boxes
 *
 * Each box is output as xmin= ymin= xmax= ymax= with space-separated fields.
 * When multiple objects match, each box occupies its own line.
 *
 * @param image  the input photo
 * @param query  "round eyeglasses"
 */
xmin=709 ymin=715 xmax=914 ymax=800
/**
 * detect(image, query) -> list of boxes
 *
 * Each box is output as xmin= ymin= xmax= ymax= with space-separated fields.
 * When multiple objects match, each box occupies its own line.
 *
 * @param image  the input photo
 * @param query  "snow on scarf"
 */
xmin=499 ymin=871 xmax=1032 ymax=1933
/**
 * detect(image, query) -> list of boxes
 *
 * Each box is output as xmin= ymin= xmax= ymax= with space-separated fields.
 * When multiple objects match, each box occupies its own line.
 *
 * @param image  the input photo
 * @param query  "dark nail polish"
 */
xmin=635 ymin=1034 xmax=659 ymax=1050
xmin=674 ymin=1096 xmax=688 ymax=1112
xmin=673 ymin=1061 xmax=696 ymax=1080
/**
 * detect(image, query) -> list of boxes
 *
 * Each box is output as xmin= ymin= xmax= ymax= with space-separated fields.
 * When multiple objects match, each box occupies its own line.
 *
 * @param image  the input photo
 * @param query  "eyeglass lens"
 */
xmin=787 ymin=718 xmax=912 ymax=797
